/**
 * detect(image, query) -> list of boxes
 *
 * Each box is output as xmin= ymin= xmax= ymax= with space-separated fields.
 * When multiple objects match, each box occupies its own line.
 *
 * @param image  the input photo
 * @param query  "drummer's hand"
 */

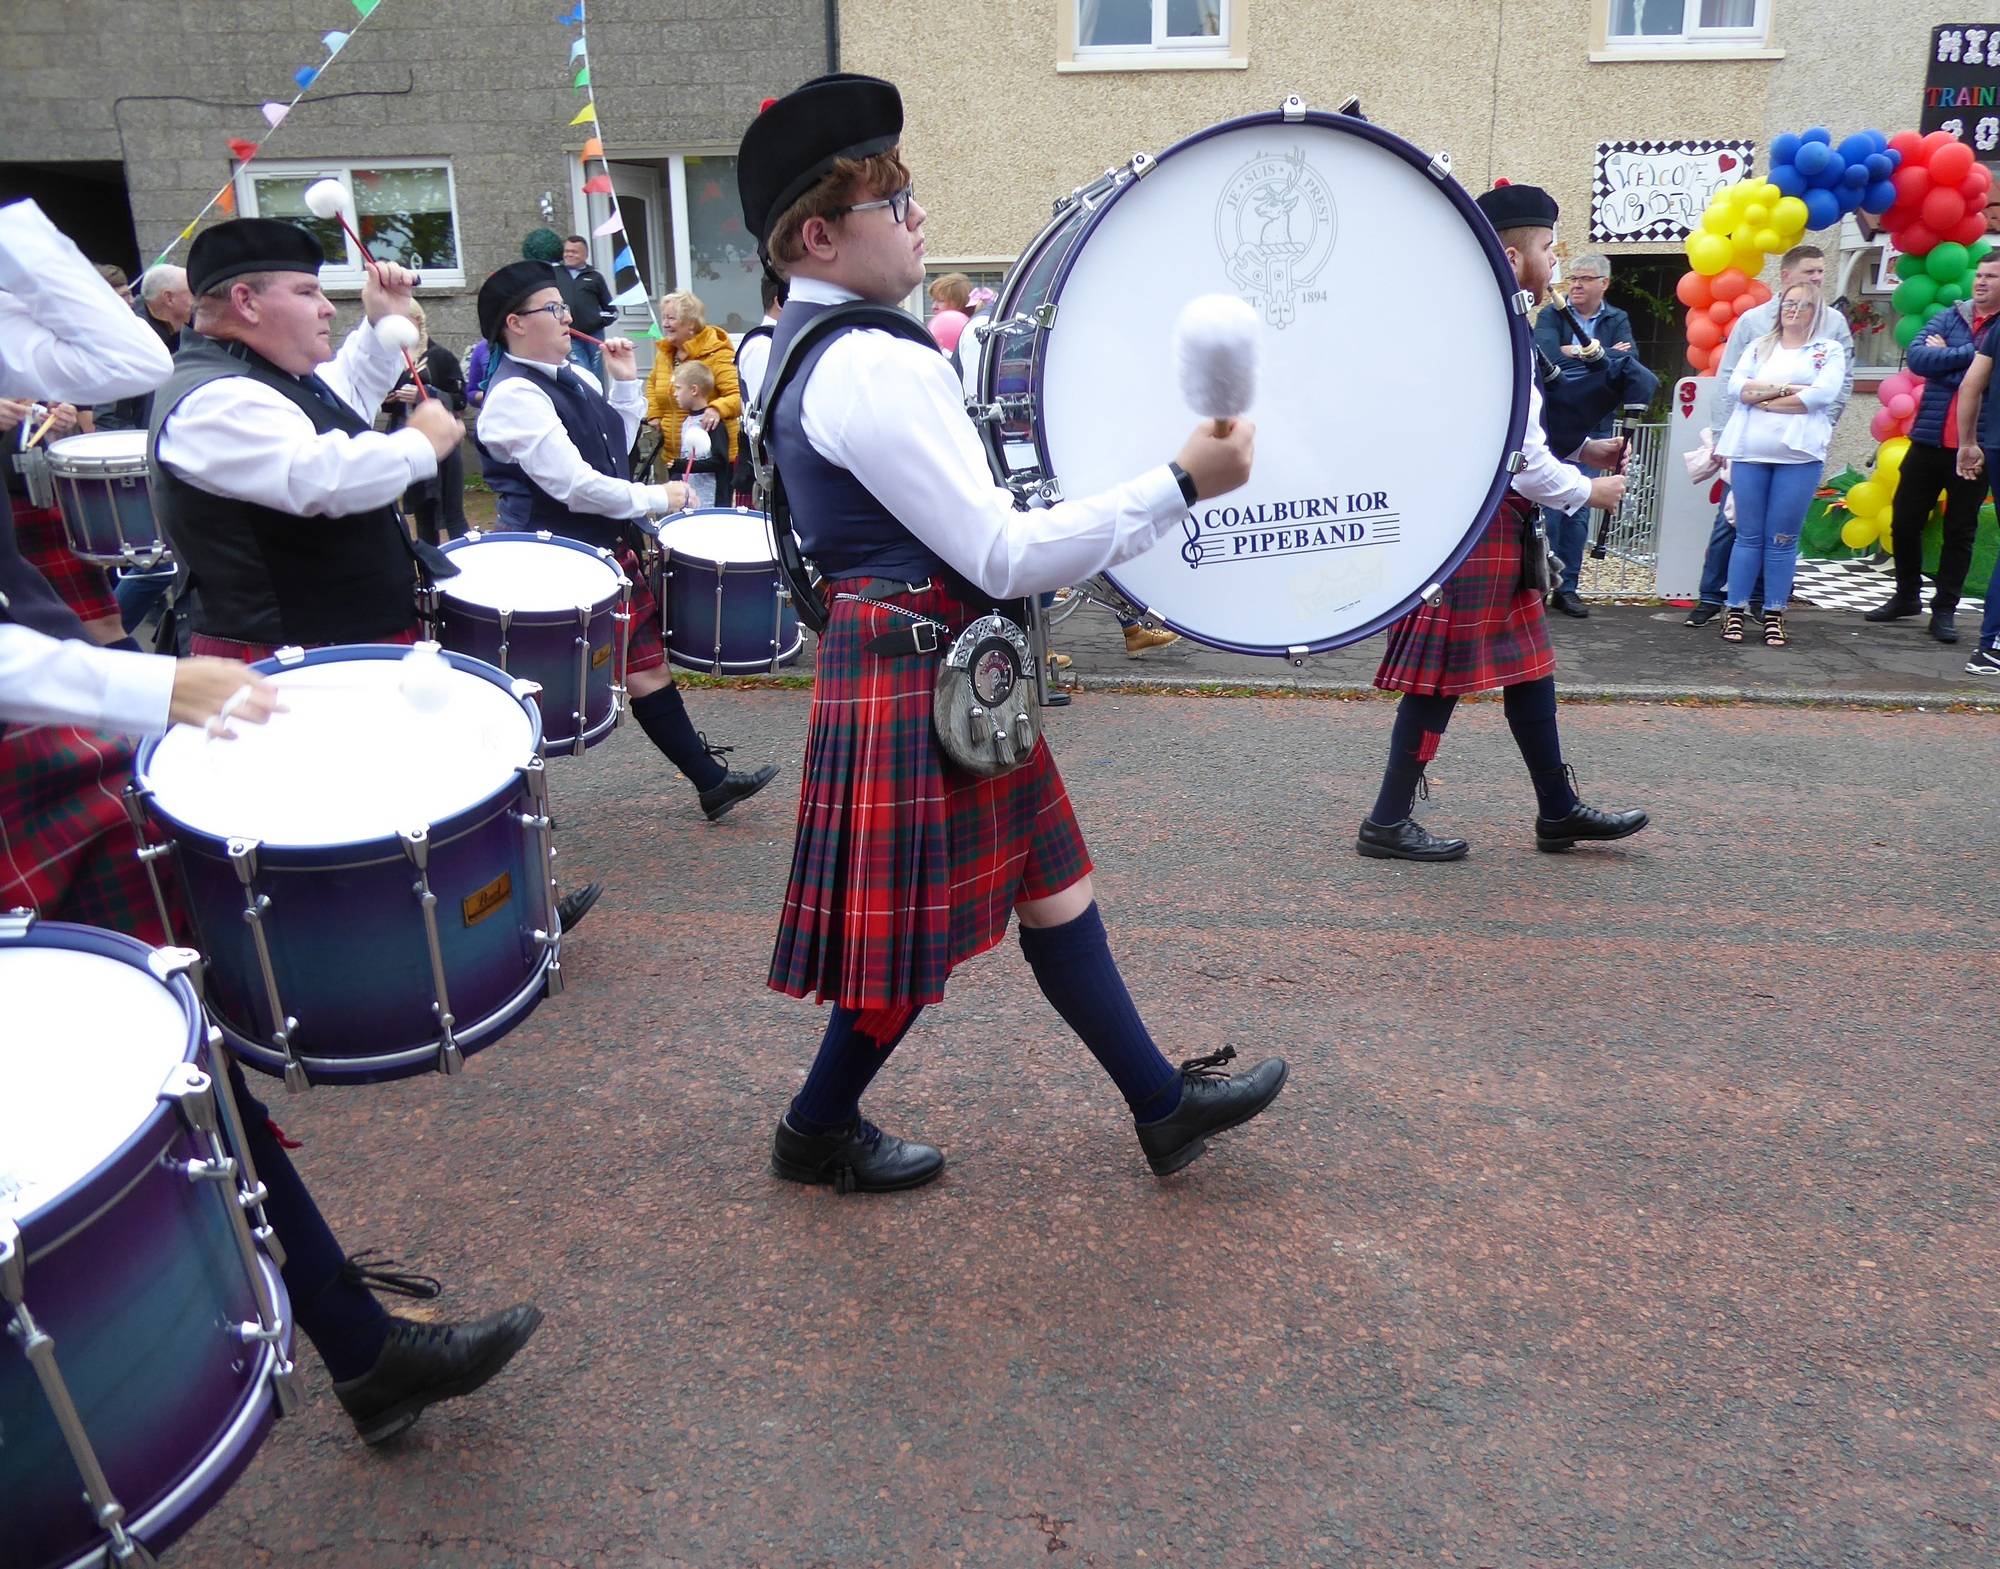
xmin=1579 ymin=436 xmax=1629 ymax=473
xmin=359 ymin=262 xmax=422 ymax=324
xmin=170 ymin=661 xmax=283 ymax=737
xmin=406 ymin=399 xmax=462 ymax=460
xmin=600 ymin=337 xmax=638 ymax=381
xmin=48 ymin=403 xmax=80 ymax=436
xmin=390 ymin=385 xmax=421 ymax=406
xmin=0 ymin=398 xmax=29 ymax=433
xmin=660 ymin=480 xmax=692 ymax=511
xmin=1587 ymin=473 xmax=1627 ymax=511
xmin=1173 ymin=418 xmax=1256 ymax=501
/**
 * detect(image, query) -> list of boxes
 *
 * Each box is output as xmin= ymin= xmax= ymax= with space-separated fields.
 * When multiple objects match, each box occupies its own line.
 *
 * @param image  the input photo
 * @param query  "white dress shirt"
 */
xmin=156 ymin=318 xmax=437 ymax=516
xmin=474 ymin=354 xmax=680 ymax=518
xmin=737 ymin=313 xmax=778 ymax=412
xmin=786 ymin=276 xmax=1185 ymax=599
xmin=0 ymin=624 xmax=175 ymax=735
xmin=0 ymin=199 xmax=174 ymax=403
xmin=1511 ymin=377 xmax=1594 ymax=516
xmin=1717 ymin=337 xmax=1847 ymax=464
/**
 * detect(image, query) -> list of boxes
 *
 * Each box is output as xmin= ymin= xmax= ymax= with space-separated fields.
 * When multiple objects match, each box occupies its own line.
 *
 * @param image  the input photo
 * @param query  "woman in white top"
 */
xmin=1715 ymin=282 xmax=1848 ymax=647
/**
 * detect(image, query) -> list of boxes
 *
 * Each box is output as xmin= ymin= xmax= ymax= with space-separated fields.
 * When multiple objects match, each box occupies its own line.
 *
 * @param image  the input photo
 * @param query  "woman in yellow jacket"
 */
xmin=643 ymin=289 xmax=741 ymax=485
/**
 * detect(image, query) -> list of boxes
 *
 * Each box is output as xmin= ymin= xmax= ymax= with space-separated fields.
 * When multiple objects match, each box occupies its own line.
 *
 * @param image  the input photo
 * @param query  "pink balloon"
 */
xmin=1889 ymin=394 xmax=1917 ymax=418
xmin=1871 ymin=409 xmax=1899 ymax=440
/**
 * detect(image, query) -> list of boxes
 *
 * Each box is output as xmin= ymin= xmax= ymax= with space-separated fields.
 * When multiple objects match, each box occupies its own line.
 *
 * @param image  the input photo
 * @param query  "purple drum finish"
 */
xmin=2 ymin=923 xmax=294 ymax=1569
xmin=659 ymin=513 xmax=804 ymax=675
xmin=48 ymin=462 xmax=164 ymax=566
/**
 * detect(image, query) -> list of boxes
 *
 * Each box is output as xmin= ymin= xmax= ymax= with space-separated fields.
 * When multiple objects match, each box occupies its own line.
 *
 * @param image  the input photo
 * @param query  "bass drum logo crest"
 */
xmin=1214 ymin=147 xmax=1337 ymax=329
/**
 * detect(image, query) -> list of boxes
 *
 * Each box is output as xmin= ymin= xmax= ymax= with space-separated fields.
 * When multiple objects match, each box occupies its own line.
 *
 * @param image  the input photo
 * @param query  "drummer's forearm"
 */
xmin=0 ymin=623 xmax=176 ymax=735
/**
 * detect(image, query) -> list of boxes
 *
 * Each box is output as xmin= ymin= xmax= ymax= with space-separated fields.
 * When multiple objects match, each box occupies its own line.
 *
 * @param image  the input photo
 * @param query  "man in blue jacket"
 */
xmin=1865 ymin=259 xmax=2000 ymax=642
xmin=1949 ymin=252 xmax=2000 ymax=673
xmin=1532 ymin=253 xmax=1636 ymax=618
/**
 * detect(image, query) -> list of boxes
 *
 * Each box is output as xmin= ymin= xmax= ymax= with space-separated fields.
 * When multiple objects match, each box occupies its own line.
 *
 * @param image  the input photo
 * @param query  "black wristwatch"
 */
xmin=1168 ymin=461 xmax=1199 ymax=507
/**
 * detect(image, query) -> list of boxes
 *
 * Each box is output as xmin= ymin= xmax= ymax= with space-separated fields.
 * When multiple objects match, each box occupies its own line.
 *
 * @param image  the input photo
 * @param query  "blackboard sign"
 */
xmin=1923 ymin=23 xmax=2000 ymax=153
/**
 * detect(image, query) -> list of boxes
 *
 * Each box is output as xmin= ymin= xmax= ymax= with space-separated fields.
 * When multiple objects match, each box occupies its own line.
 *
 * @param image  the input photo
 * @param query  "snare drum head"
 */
xmin=46 ymin=428 xmax=149 ymax=470
xmin=1027 ymin=112 xmax=1527 ymax=656
xmin=439 ymin=534 xmax=623 ymax=611
xmin=654 ymin=508 xmax=776 ymax=565
xmin=138 ymin=652 xmax=538 ymax=848
xmin=0 ymin=945 xmax=190 ymax=1221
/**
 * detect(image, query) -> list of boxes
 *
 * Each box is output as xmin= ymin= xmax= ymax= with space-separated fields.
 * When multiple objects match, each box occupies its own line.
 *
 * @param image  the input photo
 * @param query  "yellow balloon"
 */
xmin=1754 ymin=227 xmax=1782 ymax=252
xmin=1761 ymin=181 xmax=1783 ymax=204
xmin=1688 ymin=231 xmax=1733 ymax=275
xmin=1733 ymin=244 xmax=1766 ymax=273
xmin=1841 ymin=517 xmax=1879 ymax=549
xmin=1703 ymin=206 xmax=1734 ymax=235
xmin=1774 ymin=195 xmax=1809 ymax=233
xmin=1876 ymin=437 xmax=1909 ymax=476
xmin=1745 ymin=203 xmax=1770 ymax=225
xmin=1846 ymin=480 xmax=1884 ymax=516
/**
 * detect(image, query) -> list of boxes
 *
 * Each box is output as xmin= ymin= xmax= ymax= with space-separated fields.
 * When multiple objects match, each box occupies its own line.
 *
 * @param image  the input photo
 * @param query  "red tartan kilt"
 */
xmin=768 ymin=579 xmax=1093 ymax=1014
xmin=620 ymin=549 xmax=665 ymax=674
xmin=189 ymin=625 xmax=421 ymax=663
xmin=14 ymin=504 xmax=117 ymax=624
xmin=1374 ymin=496 xmax=1555 ymax=696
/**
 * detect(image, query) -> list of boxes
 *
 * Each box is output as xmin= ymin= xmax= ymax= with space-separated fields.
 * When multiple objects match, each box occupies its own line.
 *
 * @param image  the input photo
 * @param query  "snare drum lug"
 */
xmin=124 ymin=785 xmax=180 ymax=945
xmin=283 ymin=1060 xmax=310 ymax=1095
xmin=1427 ymin=149 xmax=1453 ymax=181
xmin=1130 ymin=151 xmax=1156 ymax=179
xmin=401 ymin=828 xmax=462 ymax=1075
xmin=496 ymin=606 xmax=513 ymax=673
xmin=158 ymin=1062 xmax=219 ymax=1133
xmin=272 ymin=645 xmax=305 ymax=666
xmin=1038 ymin=480 xmax=1063 ymax=503
xmin=1505 ymin=449 xmax=1527 ymax=473
xmin=0 ymin=908 xmax=32 ymax=940
xmin=235 ymin=1318 xmax=287 ymax=1347
xmin=1281 ymin=94 xmax=1307 ymax=122
xmin=145 ymin=945 xmax=203 ymax=984
xmin=1288 ymin=645 xmax=1309 ymax=666
xmin=1510 ymin=289 xmax=1535 ymax=317
xmin=1033 ymin=302 xmax=1058 ymax=329
xmin=1422 ymin=582 xmax=1444 ymax=607
xmin=270 ymin=1357 xmax=303 ymax=1415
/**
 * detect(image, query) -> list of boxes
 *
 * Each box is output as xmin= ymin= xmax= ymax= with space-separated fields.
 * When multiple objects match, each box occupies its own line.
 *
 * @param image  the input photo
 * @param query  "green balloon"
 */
xmin=1974 ymin=237 xmax=1996 ymax=265
xmin=1892 ymin=276 xmax=1940 ymax=314
xmin=1898 ymin=251 xmax=1932 ymax=282
xmin=1926 ymin=241 xmax=1971 ymax=282
xmin=1896 ymin=314 xmax=1926 ymax=348
xmin=1938 ymin=280 xmax=1968 ymax=305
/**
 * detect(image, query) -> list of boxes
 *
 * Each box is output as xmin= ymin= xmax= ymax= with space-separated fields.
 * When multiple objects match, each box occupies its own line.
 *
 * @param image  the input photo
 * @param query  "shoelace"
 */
xmin=1178 ymin=1045 xmax=1238 ymax=1081
xmin=341 ymin=1250 xmax=442 ymax=1301
xmin=697 ymin=731 xmax=736 ymax=768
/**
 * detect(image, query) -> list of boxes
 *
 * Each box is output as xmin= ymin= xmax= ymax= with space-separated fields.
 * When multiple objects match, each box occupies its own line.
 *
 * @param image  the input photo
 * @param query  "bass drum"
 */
xmin=979 ymin=99 xmax=1532 ymax=659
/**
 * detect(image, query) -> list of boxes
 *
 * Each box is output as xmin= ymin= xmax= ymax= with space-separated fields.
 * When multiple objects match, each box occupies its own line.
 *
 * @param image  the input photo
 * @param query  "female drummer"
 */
xmin=472 ymin=261 xmax=778 ymax=821
xmin=1360 ymin=182 xmax=1650 ymax=862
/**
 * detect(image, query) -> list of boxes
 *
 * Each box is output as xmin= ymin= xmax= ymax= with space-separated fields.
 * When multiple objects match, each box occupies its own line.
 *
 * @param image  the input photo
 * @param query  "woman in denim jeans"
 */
xmin=1715 ymin=282 xmax=1847 ymax=647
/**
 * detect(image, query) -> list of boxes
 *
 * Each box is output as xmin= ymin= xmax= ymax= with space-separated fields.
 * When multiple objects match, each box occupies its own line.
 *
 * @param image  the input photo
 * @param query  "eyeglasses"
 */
xmin=513 ymin=301 xmax=571 ymax=322
xmin=831 ymin=185 xmax=915 ymax=225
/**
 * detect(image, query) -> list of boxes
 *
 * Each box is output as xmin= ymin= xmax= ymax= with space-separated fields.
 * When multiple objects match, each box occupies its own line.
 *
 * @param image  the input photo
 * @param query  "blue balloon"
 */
xmin=1807 ymin=153 xmax=1846 ymax=189
xmin=1771 ymin=132 xmax=1803 ymax=165
xmin=1803 ymin=188 xmax=1842 ymax=230
xmin=1867 ymin=130 xmax=1890 ymax=153
xmin=1864 ymin=179 xmax=1898 ymax=212
xmin=1842 ymin=163 xmax=1870 ymax=189
xmin=1795 ymin=141 xmax=1831 ymax=176
xmin=1771 ymin=164 xmax=1808 ymax=197
xmin=1802 ymin=126 xmax=1833 ymax=145
xmin=1838 ymin=133 xmax=1875 ymax=165
xmin=1865 ymin=152 xmax=1892 ymax=180
xmin=1885 ymin=147 xmax=1904 ymax=170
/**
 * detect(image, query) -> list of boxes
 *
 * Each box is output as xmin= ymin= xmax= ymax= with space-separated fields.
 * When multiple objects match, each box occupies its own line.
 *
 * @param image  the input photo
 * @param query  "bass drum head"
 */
xmin=1033 ymin=111 xmax=1528 ymax=657
xmin=655 ymin=507 xmax=778 ymax=566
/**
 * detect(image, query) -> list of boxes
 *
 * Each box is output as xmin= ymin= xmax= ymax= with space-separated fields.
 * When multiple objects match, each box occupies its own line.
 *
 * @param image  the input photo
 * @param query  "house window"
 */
xmin=237 ymin=160 xmax=464 ymax=287
xmin=1607 ymin=0 xmax=1767 ymax=45
xmin=1078 ymin=0 xmax=1227 ymax=51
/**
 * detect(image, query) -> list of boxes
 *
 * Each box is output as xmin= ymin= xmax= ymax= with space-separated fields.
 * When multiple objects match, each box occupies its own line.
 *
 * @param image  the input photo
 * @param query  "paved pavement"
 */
xmin=179 ymin=688 xmax=2000 ymax=1568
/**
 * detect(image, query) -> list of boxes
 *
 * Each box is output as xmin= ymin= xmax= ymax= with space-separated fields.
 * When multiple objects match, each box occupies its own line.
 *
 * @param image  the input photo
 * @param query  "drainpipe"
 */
xmin=825 ymin=0 xmax=839 ymax=71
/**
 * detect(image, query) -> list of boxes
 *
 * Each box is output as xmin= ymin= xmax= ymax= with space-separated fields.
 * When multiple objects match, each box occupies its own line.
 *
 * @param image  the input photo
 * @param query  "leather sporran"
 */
xmin=1520 ymin=511 xmax=1563 ymax=595
xmin=932 ymin=612 xmax=1039 ymax=778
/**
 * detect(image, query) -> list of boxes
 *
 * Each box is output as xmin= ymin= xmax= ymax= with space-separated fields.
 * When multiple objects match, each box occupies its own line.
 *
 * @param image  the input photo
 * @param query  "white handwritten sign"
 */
xmin=1591 ymin=140 xmax=1756 ymax=242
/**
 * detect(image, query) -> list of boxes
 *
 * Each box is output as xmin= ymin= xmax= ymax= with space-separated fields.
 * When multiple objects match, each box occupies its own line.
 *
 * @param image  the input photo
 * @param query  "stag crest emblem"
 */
xmin=1214 ymin=146 xmax=1337 ymax=330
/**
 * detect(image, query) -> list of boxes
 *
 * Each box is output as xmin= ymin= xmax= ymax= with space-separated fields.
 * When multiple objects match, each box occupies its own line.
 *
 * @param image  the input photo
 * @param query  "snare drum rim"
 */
xmin=435 ymin=529 xmax=629 ymax=623
xmin=130 ymin=643 xmax=548 ymax=858
xmin=1026 ymin=107 xmax=1534 ymax=659
xmin=4 ymin=921 xmax=205 ymax=1261
xmin=43 ymin=430 xmax=153 ymax=477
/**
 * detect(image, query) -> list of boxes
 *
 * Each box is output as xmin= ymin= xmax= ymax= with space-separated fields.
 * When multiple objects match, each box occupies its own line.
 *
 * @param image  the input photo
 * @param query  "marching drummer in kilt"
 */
xmin=738 ymin=75 xmax=1289 ymax=1192
xmin=1361 ymin=182 xmax=1650 ymax=862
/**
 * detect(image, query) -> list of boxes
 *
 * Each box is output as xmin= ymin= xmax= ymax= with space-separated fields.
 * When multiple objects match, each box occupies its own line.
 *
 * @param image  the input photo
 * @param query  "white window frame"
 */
xmin=235 ymin=157 xmax=466 ymax=289
xmin=1075 ymin=0 xmax=1230 ymax=55
xmin=1606 ymin=0 xmax=1769 ymax=47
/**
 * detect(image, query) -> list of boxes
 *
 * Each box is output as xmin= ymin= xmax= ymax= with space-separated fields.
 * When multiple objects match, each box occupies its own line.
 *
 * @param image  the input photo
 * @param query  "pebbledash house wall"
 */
xmin=843 ymin=0 xmax=1953 ymax=474
xmin=0 ymin=0 xmax=828 ymax=355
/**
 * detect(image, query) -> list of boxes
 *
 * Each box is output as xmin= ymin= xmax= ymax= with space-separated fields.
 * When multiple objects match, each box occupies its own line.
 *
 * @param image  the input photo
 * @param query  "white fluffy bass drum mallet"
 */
xmin=373 ymin=312 xmax=432 ymax=402
xmin=1173 ymin=294 xmax=1261 ymax=436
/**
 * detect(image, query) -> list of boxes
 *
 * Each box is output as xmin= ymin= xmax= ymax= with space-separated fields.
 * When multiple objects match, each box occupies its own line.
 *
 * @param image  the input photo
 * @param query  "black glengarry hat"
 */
xmin=187 ymin=218 xmax=324 ymax=296
xmin=737 ymin=73 xmax=903 ymax=255
xmin=478 ymin=259 xmax=560 ymax=341
xmin=1474 ymin=180 xmax=1560 ymax=231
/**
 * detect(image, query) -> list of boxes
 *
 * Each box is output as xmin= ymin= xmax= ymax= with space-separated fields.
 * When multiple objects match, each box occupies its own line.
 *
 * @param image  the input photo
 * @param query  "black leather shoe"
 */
xmin=1134 ymin=1047 xmax=1289 ymax=1176
xmin=771 ymin=1115 xmax=943 ymax=1193
xmin=1864 ymin=595 xmax=1924 ymax=622
xmin=700 ymin=764 xmax=779 ymax=821
xmin=1356 ymin=817 xmax=1469 ymax=861
xmin=1552 ymin=588 xmax=1590 ymax=618
xmin=1684 ymin=602 xmax=1722 ymax=627
xmin=333 ymin=1305 xmax=544 ymax=1445
xmin=1535 ymin=802 xmax=1650 ymax=852
xmin=1930 ymin=609 xmax=1960 ymax=644
xmin=556 ymin=880 xmax=602 ymax=934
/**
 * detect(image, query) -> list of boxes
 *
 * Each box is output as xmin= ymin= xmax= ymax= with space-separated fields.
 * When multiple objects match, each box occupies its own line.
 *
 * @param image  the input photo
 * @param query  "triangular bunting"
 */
xmin=562 ymin=3 xmax=585 ymax=23
xmin=574 ymin=65 xmax=590 ymax=88
xmin=293 ymin=66 xmax=319 ymax=91
xmin=351 ymin=0 xmax=379 ymax=15
xmin=178 ymin=222 xmax=197 ymax=241
xmin=581 ymin=174 xmax=613 ymax=195
xmin=570 ymin=37 xmax=588 ymax=60
xmin=261 ymin=101 xmax=289 ymax=128
xmin=217 ymin=185 xmax=237 ymax=215
xmin=323 ymin=30 xmax=350 ymax=51
xmin=580 ymin=137 xmax=605 ymax=160
xmin=228 ymin=137 xmax=260 ymax=161
xmin=639 ymin=322 xmax=662 ymax=338
xmin=569 ymin=101 xmax=597 ymax=126
xmin=592 ymin=212 xmax=625 ymax=236
xmin=611 ymin=281 xmax=647 ymax=307
xmin=612 ymin=245 xmax=636 ymax=271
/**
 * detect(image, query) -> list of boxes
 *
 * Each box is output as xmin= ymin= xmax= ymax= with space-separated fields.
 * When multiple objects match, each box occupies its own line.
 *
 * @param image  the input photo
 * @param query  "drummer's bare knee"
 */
xmin=1016 ymin=874 xmax=1094 ymax=929
xmin=627 ymin=665 xmax=674 ymax=699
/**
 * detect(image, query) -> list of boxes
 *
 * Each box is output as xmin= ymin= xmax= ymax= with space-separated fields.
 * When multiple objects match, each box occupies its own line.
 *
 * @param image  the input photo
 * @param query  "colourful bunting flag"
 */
xmin=228 ymin=137 xmax=260 ymax=161
xmin=261 ymin=101 xmax=289 ymax=128
xmin=580 ymin=137 xmax=604 ymax=160
xmin=569 ymin=101 xmax=597 ymax=126
xmin=294 ymin=66 xmax=319 ymax=90
xmin=351 ymin=0 xmax=380 ymax=15
xmin=581 ymin=174 xmax=613 ymax=195
xmin=592 ymin=212 xmax=624 ymax=236
xmin=323 ymin=30 xmax=350 ymax=51
xmin=612 ymin=245 xmax=635 ymax=271
xmin=573 ymin=65 xmax=590 ymax=88
xmin=611 ymin=281 xmax=647 ymax=307
xmin=217 ymin=185 xmax=237 ymax=215
xmin=570 ymin=37 xmax=587 ymax=60
xmin=178 ymin=222 xmax=197 ymax=242
xmin=560 ymin=3 xmax=584 ymax=24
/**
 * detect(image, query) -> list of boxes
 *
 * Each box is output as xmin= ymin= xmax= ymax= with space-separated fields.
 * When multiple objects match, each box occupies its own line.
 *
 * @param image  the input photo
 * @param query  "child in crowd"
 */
xmin=672 ymin=360 xmax=728 ymax=508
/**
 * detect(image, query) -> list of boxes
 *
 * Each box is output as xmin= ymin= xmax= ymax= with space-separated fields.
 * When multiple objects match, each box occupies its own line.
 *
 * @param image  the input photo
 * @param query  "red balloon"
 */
xmin=1675 ymin=269 xmax=1714 ymax=307
xmin=1896 ymin=222 xmax=1942 ymax=256
xmin=1953 ymin=213 xmax=1988 ymax=246
xmin=1745 ymin=280 xmax=1773 ymax=303
xmin=1687 ymin=346 xmax=1708 ymax=371
xmin=1889 ymin=129 xmax=1924 ymax=160
xmin=1711 ymin=267 xmax=1750 ymax=301
xmin=1923 ymin=129 xmax=1960 ymax=159
xmin=1895 ymin=164 xmax=1934 ymax=203
xmin=1923 ymin=188 xmax=1968 ymax=230
xmin=1932 ymin=140 xmax=1976 ymax=185
xmin=1707 ymin=300 xmax=1734 ymax=325
xmin=1962 ymin=167 xmax=1993 ymax=200
xmin=1732 ymin=292 xmax=1759 ymax=315
xmin=1688 ymin=315 xmax=1723 ymax=350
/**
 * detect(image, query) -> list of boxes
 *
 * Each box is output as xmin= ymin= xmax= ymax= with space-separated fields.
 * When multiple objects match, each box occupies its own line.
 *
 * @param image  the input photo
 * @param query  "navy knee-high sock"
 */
xmin=630 ymin=684 xmax=727 ymax=791
xmin=229 ymin=1063 xmax=390 ymax=1381
xmin=1018 ymin=902 xmax=1181 ymax=1119
xmin=789 ymin=1006 xmax=924 ymax=1133
xmin=1369 ymin=692 xmax=1458 ymax=825
xmin=1502 ymin=677 xmax=1578 ymax=817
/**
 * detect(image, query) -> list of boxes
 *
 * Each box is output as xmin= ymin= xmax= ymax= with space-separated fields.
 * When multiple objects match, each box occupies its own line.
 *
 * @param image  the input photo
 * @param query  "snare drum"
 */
xmin=652 ymin=507 xmax=805 ymax=673
xmin=1 ymin=916 xmax=297 ymax=1569
xmin=429 ymin=530 xmax=629 ymax=756
xmin=45 ymin=429 xmax=168 ymax=568
xmin=978 ymin=100 xmax=1531 ymax=659
xmin=129 ymin=644 xmax=564 ymax=1089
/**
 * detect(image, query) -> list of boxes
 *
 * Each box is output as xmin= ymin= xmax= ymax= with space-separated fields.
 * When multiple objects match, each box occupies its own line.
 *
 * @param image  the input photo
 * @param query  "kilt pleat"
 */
xmin=1375 ymin=495 xmax=1555 ymax=697
xmin=15 ymin=504 xmax=117 ymax=624
xmin=769 ymin=580 xmax=1091 ymax=1013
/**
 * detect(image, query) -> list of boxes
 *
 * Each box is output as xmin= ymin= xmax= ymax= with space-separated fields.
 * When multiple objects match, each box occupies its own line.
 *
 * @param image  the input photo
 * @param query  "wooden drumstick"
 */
xmin=23 ymin=406 xmax=61 ymax=448
xmin=1173 ymin=294 xmax=1261 ymax=437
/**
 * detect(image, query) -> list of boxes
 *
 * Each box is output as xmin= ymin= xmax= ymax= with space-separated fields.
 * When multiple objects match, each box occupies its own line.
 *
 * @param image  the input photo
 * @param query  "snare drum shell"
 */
xmin=656 ymin=509 xmax=804 ymax=674
xmin=45 ymin=432 xmax=164 ymax=566
xmin=1 ymin=925 xmax=291 ymax=1569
